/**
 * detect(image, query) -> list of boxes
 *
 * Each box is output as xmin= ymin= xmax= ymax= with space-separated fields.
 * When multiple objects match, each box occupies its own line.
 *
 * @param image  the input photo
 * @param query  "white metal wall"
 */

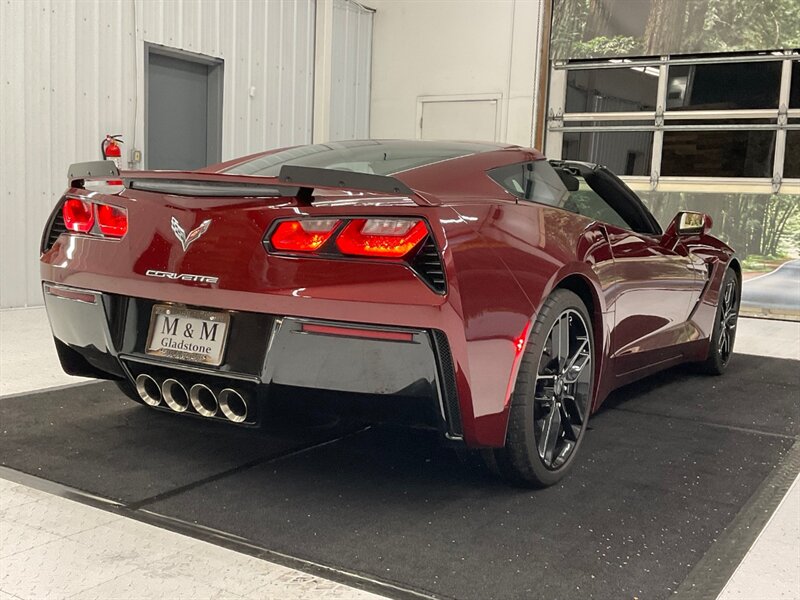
xmin=328 ymin=0 xmax=372 ymax=140
xmin=0 ymin=0 xmax=315 ymax=309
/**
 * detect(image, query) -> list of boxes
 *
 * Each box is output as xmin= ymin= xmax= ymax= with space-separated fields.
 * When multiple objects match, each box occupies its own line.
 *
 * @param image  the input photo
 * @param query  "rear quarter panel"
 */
xmin=441 ymin=200 xmax=613 ymax=444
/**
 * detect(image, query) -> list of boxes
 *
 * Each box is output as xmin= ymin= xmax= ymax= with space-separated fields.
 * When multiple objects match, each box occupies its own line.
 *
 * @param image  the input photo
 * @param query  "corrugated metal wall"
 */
xmin=329 ymin=0 xmax=372 ymax=140
xmin=0 ymin=0 xmax=315 ymax=308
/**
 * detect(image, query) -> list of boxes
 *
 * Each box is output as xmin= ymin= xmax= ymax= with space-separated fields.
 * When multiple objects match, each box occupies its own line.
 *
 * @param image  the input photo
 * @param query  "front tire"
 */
xmin=698 ymin=267 xmax=740 ymax=375
xmin=490 ymin=289 xmax=594 ymax=487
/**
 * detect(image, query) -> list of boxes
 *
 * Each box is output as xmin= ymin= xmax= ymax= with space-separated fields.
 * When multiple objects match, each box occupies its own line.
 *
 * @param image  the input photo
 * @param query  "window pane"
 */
xmin=791 ymin=63 xmax=800 ymax=109
xmin=786 ymin=125 xmax=800 ymax=178
xmin=225 ymin=140 xmax=497 ymax=176
xmin=487 ymin=161 xmax=570 ymax=206
xmin=666 ymin=62 xmax=781 ymax=110
xmin=662 ymin=129 xmax=775 ymax=177
xmin=562 ymin=131 xmax=653 ymax=175
xmin=566 ymin=67 xmax=658 ymax=113
xmin=568 ymin=182 xmax=632 ymax=230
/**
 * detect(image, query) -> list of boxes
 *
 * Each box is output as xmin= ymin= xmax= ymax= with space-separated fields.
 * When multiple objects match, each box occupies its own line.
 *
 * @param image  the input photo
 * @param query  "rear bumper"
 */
xmin=43 ymin=282 xmax=463 ymax=440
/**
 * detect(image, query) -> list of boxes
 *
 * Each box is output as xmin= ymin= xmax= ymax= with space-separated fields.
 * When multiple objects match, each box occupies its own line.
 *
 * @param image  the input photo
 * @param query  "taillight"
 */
xmin=96 ymin=204 xmax=128 ymax=237
xmin=271 ymin=219 xmax=340 ymax=252
xmin=336 ymin=218 xmax=427 ymax=258
xmin=62 ymin=198 xmax=94 ymax=233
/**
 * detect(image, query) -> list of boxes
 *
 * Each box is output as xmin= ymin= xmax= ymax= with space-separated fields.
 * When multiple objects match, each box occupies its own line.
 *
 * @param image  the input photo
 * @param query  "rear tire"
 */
xmin=698 ymin=268 xmax=740 ymax=375
xmin=488 ymin=289 xmax=594 ymax=488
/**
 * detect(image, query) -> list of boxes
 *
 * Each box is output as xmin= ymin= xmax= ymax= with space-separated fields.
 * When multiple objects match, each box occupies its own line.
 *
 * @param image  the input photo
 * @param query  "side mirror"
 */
xmin=667 ymin=211 xmax=712 ymax=237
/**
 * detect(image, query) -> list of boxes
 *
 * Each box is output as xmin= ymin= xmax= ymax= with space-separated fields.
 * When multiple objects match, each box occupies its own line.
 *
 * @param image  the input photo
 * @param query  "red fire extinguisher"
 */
xmin=101 ymin=134 xmax=124 ymax=185
xmin=101 ymin=134 xmax=124 ymax=169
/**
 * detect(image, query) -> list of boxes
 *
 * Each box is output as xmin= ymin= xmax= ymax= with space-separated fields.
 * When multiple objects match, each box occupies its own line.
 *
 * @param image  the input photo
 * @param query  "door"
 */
xmin=419 ymin=97 xmax=498 ymax=142
xmin=550 ymin=161 xmax=702 ymax=375
xmin=603 ymin=225 xmax=701 ymax=374
xmin=146 ymin=48 xmax=223 ymax=170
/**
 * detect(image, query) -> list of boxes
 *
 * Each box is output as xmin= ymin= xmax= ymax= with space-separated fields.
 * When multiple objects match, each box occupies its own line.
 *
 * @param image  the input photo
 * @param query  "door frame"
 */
xmin=144 ymin=43 xmax=224 ymax=169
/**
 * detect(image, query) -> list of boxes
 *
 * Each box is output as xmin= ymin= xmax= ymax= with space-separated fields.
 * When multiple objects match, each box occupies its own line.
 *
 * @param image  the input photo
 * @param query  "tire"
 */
xmin=698 ymin=267 xmax=740 ymax=375
xmin=488 ymin=289 xmax=594 ymax=488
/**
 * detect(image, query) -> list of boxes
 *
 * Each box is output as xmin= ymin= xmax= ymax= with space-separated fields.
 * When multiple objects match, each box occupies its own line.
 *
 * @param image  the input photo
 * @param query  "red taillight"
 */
xmin=271 ymin=219 xmax=340 ymax=252
xmin=336 ymin=218 xmax=428 ymax=258
xmin=62 ymin=198 xmax=94 ymax=233
xmin=96 ymin=204 xmax=128 ymax=237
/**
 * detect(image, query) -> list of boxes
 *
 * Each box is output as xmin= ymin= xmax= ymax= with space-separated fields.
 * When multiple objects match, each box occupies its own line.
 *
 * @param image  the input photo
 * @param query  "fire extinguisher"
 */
xmin=101 ymin=134 xmax=124 ymax=170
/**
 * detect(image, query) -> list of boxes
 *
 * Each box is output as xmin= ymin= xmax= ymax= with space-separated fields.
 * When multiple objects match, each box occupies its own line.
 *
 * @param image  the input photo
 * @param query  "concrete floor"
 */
xmin=1 ymin=307 xmax=798 ymax=599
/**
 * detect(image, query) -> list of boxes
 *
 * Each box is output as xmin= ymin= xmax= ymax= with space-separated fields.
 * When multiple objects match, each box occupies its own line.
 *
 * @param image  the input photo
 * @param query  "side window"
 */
xmin=488 ymin=161 xmax=571 ymax=207
xmin=565 ymin=179 xmax=633 ymax=231
xmin=489 ymin=160 xmax=651 ymax=233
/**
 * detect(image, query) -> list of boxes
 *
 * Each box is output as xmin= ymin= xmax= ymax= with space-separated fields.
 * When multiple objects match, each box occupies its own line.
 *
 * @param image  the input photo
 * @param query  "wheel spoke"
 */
xmin=559 ymin=397 xmax=581 ymax=441
xmin=561 ymin=393 xmax=584 ymax=428
xmin=553 ymin=440 xmax=575 ymax=468
xmin=553 ymin=314 xmax=569 ymax=373
xmin=724 ymin=282 xmax=734 ymax=309
xmin=562 ymin=337 xmax=591 ymax=384
xmin=538 ymin=403 xmax=561 ymax=466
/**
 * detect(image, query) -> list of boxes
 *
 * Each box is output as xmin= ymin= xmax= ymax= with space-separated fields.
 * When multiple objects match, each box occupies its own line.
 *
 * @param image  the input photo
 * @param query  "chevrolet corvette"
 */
xmin=40 ymin=140 xmax=740 ymax=486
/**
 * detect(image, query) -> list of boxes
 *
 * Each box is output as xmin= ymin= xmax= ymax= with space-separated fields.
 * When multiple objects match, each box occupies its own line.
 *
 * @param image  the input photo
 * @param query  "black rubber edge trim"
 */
xmin=431 ymin=329 xmax=462 ymax=438
xmin=674 ymin=440 xmax=800 ymax=600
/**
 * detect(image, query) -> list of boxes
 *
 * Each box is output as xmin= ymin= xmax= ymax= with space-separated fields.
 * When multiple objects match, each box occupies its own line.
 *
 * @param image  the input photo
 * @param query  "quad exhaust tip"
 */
xmin=162 ymin=378 xmax=189 ymax=413
xmin=190 ymin=383 xmax=218 ymax=417
xmin=135 ymin=374 xmax=162 ymax=407
xmin=135 ymin=374 xmax=247 ymax=422
xmin=219 ymin=388 xmax=248 ymax=423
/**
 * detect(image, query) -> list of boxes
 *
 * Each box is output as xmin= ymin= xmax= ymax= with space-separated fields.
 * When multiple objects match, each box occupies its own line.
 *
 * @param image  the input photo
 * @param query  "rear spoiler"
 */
xmin=277 ymin=166 xmax=414 ymax=195
xmin=67 ymin=160 xmax=119 ymax=186
xmin=67 ymin=161 xmax=419 ymax=203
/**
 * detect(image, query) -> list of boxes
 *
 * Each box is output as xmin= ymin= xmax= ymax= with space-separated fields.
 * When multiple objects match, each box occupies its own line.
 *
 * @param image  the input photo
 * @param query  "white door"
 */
xmin=419 ymin=98 xmax=498 ymax=142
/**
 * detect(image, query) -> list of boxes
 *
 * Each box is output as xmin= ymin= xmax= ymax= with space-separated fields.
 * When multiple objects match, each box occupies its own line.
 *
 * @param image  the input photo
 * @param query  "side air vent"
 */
xmin=431 ymin=329 xmax=462 ymax=438
xmin=411 ymin=237 xmax=446 ymax=294
xmin=41 ymin=202 xmax=67 ymax=253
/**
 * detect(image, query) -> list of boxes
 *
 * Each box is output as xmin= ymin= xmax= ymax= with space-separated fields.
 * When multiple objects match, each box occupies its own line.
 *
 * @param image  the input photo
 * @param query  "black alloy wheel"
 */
xmin=490 ymin=289 xmax=594 ymax=487
xmin=533 ymin=308 xmax=592 ymax=469
xmin=700 ymin=267 xmax=740 ymax=375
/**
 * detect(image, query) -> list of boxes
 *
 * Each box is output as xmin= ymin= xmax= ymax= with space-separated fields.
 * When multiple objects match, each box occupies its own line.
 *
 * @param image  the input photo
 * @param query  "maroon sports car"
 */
xmin=40 ymin=140 xmax=740 ymax=486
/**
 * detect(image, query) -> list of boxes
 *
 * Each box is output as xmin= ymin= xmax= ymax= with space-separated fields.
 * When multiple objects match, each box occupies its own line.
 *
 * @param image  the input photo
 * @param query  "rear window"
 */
xmin=225 ymin=140 xmax=498 ymax=177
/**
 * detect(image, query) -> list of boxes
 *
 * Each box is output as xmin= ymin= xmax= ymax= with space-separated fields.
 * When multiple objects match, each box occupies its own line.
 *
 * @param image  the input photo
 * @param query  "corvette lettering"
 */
xmin=145 ymin=269 xmax=219 ymax=284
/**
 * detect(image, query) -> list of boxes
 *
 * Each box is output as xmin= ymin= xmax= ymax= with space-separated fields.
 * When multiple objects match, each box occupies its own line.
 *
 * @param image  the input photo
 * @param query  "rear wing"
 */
xmin=67 ymin=160 xmax=120 ymax=187
xmin=277 ymin=166 xmax=413 ymax=195
xmin=67 ymin=161 xmax=421 ymax=204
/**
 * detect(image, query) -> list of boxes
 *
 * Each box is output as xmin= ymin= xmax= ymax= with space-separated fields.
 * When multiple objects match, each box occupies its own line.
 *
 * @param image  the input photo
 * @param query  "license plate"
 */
xmin=146 ymin=305 xmax=230 ymax=366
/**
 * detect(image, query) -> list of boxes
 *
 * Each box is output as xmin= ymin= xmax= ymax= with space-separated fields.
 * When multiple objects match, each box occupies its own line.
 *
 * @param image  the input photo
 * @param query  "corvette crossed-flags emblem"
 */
xmin=171 ymin=217 xmax=211 ymax=252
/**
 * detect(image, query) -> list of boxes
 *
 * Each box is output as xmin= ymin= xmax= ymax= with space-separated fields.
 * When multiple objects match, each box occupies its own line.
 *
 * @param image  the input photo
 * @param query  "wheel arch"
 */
xmin=727 ymin=256 xmax=742 ymax=283
xmin=552 ymin=273 xmax=608 ymax=413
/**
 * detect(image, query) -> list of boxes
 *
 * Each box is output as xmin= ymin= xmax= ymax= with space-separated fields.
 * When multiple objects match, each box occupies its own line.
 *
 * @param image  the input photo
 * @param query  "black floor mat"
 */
xmin=1 ymin=355 xmax=798 ymax=599
xmin=0 ymin=382 xmax=350 ymax=503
